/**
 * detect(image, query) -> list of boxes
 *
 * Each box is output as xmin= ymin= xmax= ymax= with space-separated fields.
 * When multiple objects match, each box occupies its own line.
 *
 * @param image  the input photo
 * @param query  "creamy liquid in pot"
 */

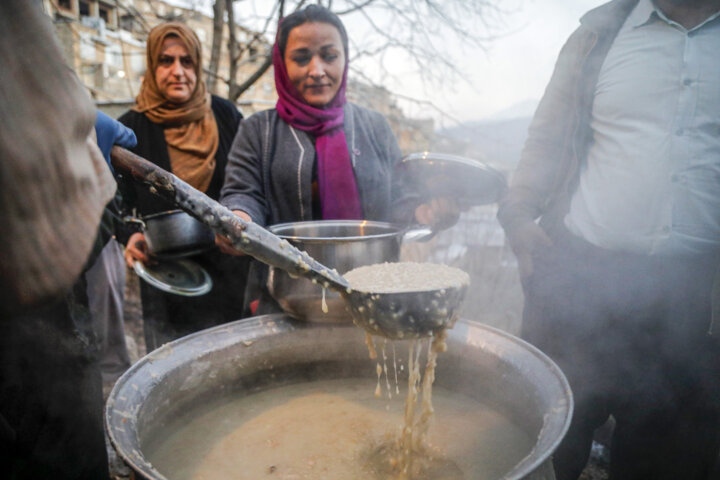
xmin=144 ymin=378 xmax=533 ymax=480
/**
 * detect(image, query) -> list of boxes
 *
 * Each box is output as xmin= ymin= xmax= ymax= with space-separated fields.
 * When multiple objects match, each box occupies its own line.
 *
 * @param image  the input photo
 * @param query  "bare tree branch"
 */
xmin=334 ymin=0 xmax=376 ymax=15
xmin=231 ymin=52 xmax=273 ymax=100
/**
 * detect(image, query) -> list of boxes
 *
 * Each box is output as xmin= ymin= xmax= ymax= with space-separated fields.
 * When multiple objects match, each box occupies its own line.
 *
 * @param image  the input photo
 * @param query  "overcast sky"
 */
xmin=181 ymin=0 xmax=608 ymax=125
xmin=383 ymin=0 xmax=607 ymax=125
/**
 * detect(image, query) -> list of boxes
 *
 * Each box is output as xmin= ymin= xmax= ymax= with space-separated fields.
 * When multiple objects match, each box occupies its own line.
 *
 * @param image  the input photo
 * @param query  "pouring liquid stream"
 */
xmin=348 ymin=262 xmax=469 ymax=480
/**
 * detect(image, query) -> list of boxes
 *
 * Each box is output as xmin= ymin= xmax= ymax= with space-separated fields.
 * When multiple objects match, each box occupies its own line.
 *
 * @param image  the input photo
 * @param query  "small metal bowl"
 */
xmin=143 ymin=210 xmax=215 ymax=258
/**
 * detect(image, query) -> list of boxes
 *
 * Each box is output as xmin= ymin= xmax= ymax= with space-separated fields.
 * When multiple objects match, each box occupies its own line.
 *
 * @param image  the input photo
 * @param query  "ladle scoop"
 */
xmin=111 ymin=146 xmax=467 ymax=339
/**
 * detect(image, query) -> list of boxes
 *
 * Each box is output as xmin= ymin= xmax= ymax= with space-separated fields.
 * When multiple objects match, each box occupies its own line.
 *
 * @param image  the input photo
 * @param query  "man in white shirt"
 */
xmin=498 ymin=0 xmax=720 ymax=478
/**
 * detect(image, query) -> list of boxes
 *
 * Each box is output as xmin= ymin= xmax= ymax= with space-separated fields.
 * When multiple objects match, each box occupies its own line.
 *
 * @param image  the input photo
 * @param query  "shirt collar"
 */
xmin=628 ymin=0 xmax=658 ymax=28
xmin=632 ymin=0 xmax=720 ymax=31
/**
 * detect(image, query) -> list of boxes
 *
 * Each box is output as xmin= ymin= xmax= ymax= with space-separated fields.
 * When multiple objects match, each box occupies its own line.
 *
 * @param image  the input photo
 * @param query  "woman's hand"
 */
xmin=215 ymin=210 xmax=253 ymax=256
xmin=414 ymin=197 xmax=461 ymax=231
xmin=124 ymin=232 xmax=150 ymax=268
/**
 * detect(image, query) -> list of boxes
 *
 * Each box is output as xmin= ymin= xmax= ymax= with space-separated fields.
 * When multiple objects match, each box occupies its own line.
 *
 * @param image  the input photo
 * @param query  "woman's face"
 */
xmin=155 ymin=37 xmax=197 ymax=104
xmin=284 ymin=22 xmax=346 ymax=108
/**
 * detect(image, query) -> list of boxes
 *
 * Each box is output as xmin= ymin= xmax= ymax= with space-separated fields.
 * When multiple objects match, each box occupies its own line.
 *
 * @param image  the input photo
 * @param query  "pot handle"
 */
xmin=123 ymin=215 xmax=146 ymax=230
xmin=402 ymin=224 xmax=437 ymax=243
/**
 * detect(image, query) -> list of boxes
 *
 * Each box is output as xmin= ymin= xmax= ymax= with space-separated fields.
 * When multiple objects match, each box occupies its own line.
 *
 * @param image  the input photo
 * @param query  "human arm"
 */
xmin=94 ymin=110 xmax=137 ymax=172
xmin=497 ymin=28 xmax=588 ymax=277
xmin=216 ymin=112 xmax=269 ymax=256
xmin=220 ymin=112 xmax=270 ymax=227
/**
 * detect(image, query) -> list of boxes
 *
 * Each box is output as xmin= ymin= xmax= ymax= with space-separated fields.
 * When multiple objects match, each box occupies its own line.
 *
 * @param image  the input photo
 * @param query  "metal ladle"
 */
xmin=111 ymin=147 xmax=467 ymax=340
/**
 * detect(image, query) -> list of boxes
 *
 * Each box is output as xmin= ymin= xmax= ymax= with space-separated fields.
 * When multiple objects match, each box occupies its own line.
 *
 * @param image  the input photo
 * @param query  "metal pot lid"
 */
xmin=133 ymin=259 xmax=212 ymax=297
xmin=396 ymin=152 xmax=507 ymax=207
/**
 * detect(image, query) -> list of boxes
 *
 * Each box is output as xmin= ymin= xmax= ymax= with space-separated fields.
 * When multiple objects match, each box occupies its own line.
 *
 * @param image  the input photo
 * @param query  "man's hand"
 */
xmin=505 ymin=221 xmax=553 ymax=280
xmin=215 ymin=210 xmax=252 ymax=256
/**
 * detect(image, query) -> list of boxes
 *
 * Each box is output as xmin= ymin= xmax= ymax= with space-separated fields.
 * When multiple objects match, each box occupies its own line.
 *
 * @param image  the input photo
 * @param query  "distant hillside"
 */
xmin=487 ymin=99 xmax=538 ymax=121
xmin=433 ymin=99 xmax=537 ymax=170
xmin=435 ymin=116 xmax=532 ymax=169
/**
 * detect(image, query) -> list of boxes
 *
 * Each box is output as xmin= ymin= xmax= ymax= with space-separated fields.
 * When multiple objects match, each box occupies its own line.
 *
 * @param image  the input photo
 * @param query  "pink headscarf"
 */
xmin=272 ymin=28 xmax=362 ymax=220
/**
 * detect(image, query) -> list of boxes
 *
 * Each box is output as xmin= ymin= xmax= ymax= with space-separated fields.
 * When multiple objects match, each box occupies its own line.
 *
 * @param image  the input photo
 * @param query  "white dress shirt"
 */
xmin=565 ymin=0 xmax=720 ymax=256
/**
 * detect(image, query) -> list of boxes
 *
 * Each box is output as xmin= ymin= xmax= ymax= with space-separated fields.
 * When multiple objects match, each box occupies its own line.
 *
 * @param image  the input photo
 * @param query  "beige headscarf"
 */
xmin=134 ymin=22 xmax=218 ymax=192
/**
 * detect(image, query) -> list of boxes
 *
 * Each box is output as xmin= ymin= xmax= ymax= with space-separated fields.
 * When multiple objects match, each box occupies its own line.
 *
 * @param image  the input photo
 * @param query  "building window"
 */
xmin=79 ymin=0 xmax=90 ymax=16
xmin=58 ymin=0 xmax=72 ymax=10
xmin=98 ymin=4 xmax=110 ymax=23
xmin=119 ymin=14 xmax=134 ymax=32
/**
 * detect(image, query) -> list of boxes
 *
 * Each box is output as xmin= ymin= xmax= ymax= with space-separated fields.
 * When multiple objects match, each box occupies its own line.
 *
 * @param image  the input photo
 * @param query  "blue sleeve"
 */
xmin=95 ymin=110 xmax=137 ymax=172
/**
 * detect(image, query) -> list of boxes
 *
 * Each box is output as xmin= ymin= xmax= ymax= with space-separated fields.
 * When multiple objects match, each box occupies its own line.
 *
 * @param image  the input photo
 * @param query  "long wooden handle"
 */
xmin=110 ymin=146 xmax=349 ymax=291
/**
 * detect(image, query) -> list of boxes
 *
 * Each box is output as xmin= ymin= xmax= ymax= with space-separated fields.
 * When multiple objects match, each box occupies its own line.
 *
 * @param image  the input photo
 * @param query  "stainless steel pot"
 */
xmin=140 ymin=210 xmax=215 ymax=257
xmin=105 ymin=315 xmax=572 ymax=480
xmin=267 ymin=220 xmax=431 ymax=323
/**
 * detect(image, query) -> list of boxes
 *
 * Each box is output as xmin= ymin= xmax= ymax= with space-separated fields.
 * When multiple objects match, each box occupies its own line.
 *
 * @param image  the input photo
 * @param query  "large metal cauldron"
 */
xmin=267 ymin=220 xmax=431 ymax=323
xmin=106 ymin=315 xmax=572 ymax=480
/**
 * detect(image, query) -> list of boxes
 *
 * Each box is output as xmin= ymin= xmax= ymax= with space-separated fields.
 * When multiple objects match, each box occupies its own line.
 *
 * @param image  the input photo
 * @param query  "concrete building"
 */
xmin=42 ymin=0 xmax=433 ymax=152
xmin=43 ymin=0 xmax=276 ymax=115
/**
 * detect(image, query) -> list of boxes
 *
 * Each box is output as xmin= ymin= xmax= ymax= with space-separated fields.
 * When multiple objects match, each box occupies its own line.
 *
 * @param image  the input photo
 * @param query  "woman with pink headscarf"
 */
xmin=218 ymin=5 xmax=455 ymax=314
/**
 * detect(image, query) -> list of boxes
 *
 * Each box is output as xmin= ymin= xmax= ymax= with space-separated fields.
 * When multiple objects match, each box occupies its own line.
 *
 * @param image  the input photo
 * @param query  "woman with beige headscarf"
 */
xmin=119 ymin=22 xmax=248 ymax=351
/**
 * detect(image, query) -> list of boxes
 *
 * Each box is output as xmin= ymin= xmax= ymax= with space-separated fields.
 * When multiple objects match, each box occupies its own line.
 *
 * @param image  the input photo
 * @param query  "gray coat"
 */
xmin=220 ymin=103 xmax=416 ymax=227
xmin=497 ymin=0 xmax=639 ymax=236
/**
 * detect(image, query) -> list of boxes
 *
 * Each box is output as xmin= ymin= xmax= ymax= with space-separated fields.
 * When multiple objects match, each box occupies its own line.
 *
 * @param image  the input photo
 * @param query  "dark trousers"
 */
xmin=0 ymin=300 xmax=109 ymax=479
xmin=522 ymin=228 xmax=720 ymax=480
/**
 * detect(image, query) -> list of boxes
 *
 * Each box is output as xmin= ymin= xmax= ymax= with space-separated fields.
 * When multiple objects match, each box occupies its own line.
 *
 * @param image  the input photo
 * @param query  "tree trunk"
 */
xmin=208 ymin=0 xmax=226 ymax=94
xmin=225 ymin=0 xmax=239 ymax=101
